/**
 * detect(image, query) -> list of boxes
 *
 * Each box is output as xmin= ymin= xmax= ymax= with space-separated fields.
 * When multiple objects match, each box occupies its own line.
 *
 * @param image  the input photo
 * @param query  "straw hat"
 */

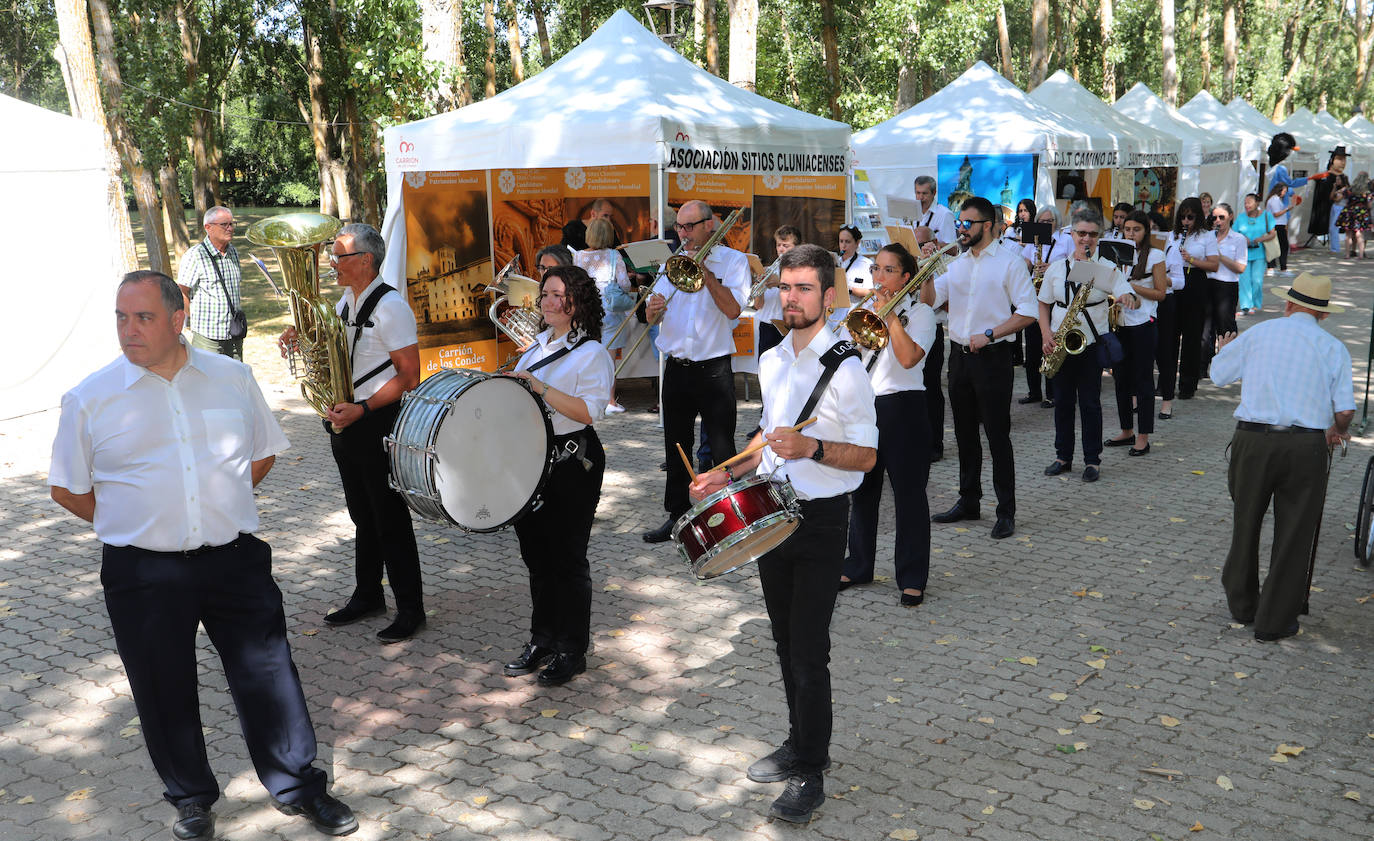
xmin=1270 ymin=271 xmax=1344 ymax=312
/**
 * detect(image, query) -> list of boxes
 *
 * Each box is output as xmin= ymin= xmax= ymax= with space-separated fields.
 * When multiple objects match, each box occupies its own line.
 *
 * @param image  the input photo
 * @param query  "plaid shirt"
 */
xmin=178 ymin=237 xmax=243 ymax=340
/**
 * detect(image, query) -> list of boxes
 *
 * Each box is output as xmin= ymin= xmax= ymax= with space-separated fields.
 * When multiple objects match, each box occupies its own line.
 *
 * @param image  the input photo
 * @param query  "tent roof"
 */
xmin=1029 ymin=71 xmax=1181 ymax=167
xmin=852 ymin=61 xmax=1122 ymax=171
xmin=0 ymin=93 xmax=105 ymax=174
xmin=1343 ymin=114 xmax=1374 ymax=147
xmin=382 ymin=10 xmax=849 ymax=174
xmin=1179 ymin=90 xmax=1268 ymax=160
xmin=1315 ymin=109 xmax=1364 ymax=149
xmin=1281 ymin=107 xmax=1362 ymax=164
xmin=1113 ymin=83 xmax=1237 ymax=167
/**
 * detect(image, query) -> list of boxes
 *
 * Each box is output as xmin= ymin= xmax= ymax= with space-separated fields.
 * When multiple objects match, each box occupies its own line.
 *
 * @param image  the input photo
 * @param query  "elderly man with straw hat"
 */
xmin=1210 ymin=272 xmax=1354 ymax=642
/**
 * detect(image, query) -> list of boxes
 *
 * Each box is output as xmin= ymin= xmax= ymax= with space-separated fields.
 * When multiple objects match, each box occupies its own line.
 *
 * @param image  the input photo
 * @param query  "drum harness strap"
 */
xmin=795 ymin=340 xmax=860 ymax=426
xmin=342 ymin=283 xmax=397 ymax=391
xmin=525 ymin=334 xmax=595 ymax=472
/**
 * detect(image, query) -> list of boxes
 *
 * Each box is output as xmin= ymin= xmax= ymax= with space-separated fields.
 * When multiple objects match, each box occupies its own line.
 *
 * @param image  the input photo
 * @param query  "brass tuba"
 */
xmin=247 ymin=212 xmax=351 ymax=425
xmin=486 ymin=255 xmax=542 ymax=349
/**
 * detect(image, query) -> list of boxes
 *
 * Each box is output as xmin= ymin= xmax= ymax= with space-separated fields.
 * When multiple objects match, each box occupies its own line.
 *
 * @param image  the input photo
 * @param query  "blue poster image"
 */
xmin=937 ymin=153 xmax=1037 ymax=223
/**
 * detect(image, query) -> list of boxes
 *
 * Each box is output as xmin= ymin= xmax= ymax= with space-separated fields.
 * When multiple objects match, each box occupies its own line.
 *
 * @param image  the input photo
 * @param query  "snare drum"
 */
xmin=673 ymin=476 xmax=803 ymax=579
xmin=385 ymin=368 xmax=554 ymax=532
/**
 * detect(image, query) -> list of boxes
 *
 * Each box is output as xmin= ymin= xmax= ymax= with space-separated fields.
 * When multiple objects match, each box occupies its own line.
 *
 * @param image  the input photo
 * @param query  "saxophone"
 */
xmin=1039 ymin=273 xmax=1096 ymax=378
xmin=247 ymin=212 xmax=352 ymax=426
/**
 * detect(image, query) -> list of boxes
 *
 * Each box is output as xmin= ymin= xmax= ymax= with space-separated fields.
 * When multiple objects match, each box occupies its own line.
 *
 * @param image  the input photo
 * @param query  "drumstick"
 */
xmin=705 ymin=417 xmax=818 ymax=475
xmin=676 ymin=442 xmax=697 ymax=483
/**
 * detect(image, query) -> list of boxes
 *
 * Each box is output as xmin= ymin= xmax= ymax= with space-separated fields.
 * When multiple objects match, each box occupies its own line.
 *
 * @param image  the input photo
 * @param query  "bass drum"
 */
xmin=385 ymin=368 xmax=554 ymax=532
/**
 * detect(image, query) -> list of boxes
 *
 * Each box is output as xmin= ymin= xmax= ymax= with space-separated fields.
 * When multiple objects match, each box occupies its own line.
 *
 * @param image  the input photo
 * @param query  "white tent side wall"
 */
xmin=1 ymin=95 xmax=118 ymax=418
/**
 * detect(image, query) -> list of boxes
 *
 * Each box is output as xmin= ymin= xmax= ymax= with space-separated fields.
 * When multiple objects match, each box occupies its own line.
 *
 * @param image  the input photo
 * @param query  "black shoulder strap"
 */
xmin=202 ymin=242 xmax=239 ymax=314
xmin=795 ymin=340 xmax=860 ymax=426
xmin=343 ymin=283 xmax=397 ymax=389
xmin=525 ymin=335 xmax=589 ymax=374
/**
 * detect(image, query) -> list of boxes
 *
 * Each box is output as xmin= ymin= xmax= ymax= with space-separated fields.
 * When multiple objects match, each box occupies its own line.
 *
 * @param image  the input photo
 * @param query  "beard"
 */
xmin=782 ymin=306 xmax=822 ymax=331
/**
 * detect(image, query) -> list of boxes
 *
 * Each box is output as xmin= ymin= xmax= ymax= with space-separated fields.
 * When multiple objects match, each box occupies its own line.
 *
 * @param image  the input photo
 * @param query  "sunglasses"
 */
xmin=1178 ymin=214 xmax=1194 ymax=220
xmin=1211 ymin=213 xmax=1228 ymax=220
xmin=954 ymin=218 xmax=989 ymax=230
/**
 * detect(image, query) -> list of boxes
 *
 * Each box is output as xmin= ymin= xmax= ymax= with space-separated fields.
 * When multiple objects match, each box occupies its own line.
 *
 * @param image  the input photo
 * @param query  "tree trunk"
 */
xmin=53 ymin=0 xmax=136 ymax=273
xmin=1352 ymin=0 xmax=1374 ymax=106
xmin=1029 ymin=0 xmax=1049 ymax=88
xmin=579 ymin=4 xmax=590 ymax=41
xmin=777 ymin=10 xmax=802 ymax=107
xmin=484 ymin=0 xmax=497 ymax=98
xmin=174 ymin=0 xmax=219 ymax=216
xmin=1223 ymin=0 xmax=1237 ymax=100
xmin=895 ymin=16 xmax=921 ymax=111
xmin=532 ymin=0 xmax=552 ymax=65
xmin=505 ymin=0 xmax=524 ymax=84
xmin=1161 ymin=0 xmax=1178 ymax=106
xmin=705 ymin=0 xmax=719 ymax=75
xmin=1272 ymin=10 xmax=1313 ymax=122
xmin=727 ymin=0 xmax=758 ymax=90
xmin=344 ymin=91 xmax=380 ymax=226
xmin=161 ymin=157 xmax=190 ymax=258
xmin=302 ymin=17 xmax=339 ymax=216
xmin=419 ymin=0 xmax=467 ymax=111
xmin=693 ymin=0 xmax=706 ymax=64
xmin=996 ymin=3 xmax=1013 ymax=82
xmin=1198 ymin=0 xmax=1212 ymax=93
xmin=819 ymin=0 xmax=841 ymax=120
xmin=1100 ymin=0 xmax=1115 ymax=99
xmin=88 ymin=0 xmax=168 ymax=273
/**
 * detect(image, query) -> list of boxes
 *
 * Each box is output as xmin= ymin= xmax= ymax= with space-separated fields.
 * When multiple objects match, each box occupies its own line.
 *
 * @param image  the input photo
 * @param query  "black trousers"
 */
xmin=923 ymin=323 xmax=946 ymax=456
xmin=1176 ymin=268 xmax=1208 ymax=395
xmin=1223 ymin=427 xmax=1328 ymax=636
xmin=514 ymin=429 xmax=605 ymax=655
xmin=1268 ymin=225 xmax=1290 ymax=270
xmin=327 ymin=402 xmax=422 ymax=613
xmin=1021 ymin=322 xmax=1046 ymax=400
xmin=845 ymin=390 xmax=931 ymax=591
xmin=662 ymin=355 xmax=736 ymax=516
xmin=758 ymin=495 xmax=848 ymax=774
xmin=1200 ymin=279 xmax=1238 ymax=379
xmin=102 ymin=536 xmax=327 ymax=809
xmin=1051 ymin=350 xmax=1104 ymax=466
xmin=1113 ymin=321 xmax=1158 ymax=435
xmin=947 ymin=341 xmax=1016 ymax=518
xmin=1154 ymin=294 xmax=1180 ymax=401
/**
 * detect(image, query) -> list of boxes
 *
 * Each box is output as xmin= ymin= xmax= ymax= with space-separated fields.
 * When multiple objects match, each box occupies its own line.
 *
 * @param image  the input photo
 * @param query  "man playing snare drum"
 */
xmin=689 ymin=243 xmax=876 ymax=824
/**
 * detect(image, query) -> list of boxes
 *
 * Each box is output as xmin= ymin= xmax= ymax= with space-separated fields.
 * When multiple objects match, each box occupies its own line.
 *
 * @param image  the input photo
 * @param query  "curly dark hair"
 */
xmin=878 ymin=242 xmax=917 ymax=277
xmin=539 ymin=265 xmax=604 ymax=341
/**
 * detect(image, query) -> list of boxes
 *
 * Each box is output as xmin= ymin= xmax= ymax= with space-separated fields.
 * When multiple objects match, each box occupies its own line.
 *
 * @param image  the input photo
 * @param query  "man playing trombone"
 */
xmin=642 ymin=200 xmax=751 ymax=544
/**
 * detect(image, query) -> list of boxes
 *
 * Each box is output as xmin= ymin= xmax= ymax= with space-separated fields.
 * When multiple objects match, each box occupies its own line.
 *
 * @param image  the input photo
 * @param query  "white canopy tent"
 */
xmin=1029 ymin=71 xmax=1181 ymax=168
xmin=852 ymin=62 xmax=1123 ymax=218
xmin=1316 ymin=109 xmax=1365 ymax=157
xmin=1113 ymin=83 xmax=1242 ymax=205
xmin=1282 ymin=108 xmax=1365 ymax=172
xmin=1343 ymin=114 xmax=1374 ymax=148
xmin=380 ymin=9 xmax=850 ymax=286
xmin=1179 ymin=90 xmax=1269 ymax=196
xmin=1224 ymin=98 xmax=1319 ymax=232
xmin=2 ymin=94 xmax=118 ymax=418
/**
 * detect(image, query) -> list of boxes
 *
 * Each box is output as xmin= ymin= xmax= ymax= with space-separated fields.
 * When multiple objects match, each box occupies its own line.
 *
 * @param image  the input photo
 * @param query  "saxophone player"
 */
xmin=1037 ymin=207 xmax=1137 ymax=483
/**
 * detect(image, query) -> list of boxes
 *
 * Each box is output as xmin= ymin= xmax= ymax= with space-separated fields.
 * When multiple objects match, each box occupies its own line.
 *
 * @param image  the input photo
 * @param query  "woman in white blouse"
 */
xmin=503 ymin=264 xmax=614 ymax=687
xmin=574 ymin=217 xmax=632 ymax=413
xmin=837 ymin=225 xmax=873 ymax=304
xmin=1104 ymin=211 xmax=1169 ymax=456
xmin=1202 ymin=203 xmax=1249 ymax=380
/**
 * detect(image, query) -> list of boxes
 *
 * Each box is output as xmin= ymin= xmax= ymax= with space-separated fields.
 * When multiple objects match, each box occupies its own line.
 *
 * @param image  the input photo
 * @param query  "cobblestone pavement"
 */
xmin=2 ymin=248 xmax=1372 ymax=841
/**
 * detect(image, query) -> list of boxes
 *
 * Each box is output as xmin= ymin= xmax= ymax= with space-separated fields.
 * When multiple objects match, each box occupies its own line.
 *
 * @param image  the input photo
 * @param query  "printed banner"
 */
xmin=665 ymin=143 xmax=848 ymax=176
xmin=751 ymin=174 xmax=848 ymax=261
xmin=667 ymin=172 xmax=754 ymax=256
xmin=937 ymin=154 xmax=1037 ymax=224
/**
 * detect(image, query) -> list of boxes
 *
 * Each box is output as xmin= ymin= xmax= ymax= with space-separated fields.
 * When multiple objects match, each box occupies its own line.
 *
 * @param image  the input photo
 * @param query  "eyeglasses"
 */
xmin=954 ymin=218 xmax=989 ymax=230
xmin=328 ymin=251 xmax=367 ymax=264
xmin=209 ymin=221 xmax=236 ymax=229
xmin=1072 ymin=230 xmax=1101 ymax=238
xmin=674 ymin=218 xmax=709 ymax=231
xmin=870 ymin=264 xmax=904 ymax=275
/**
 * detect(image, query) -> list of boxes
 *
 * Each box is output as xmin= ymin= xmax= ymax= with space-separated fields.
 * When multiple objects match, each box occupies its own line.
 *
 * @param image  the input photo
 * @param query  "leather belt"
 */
xmin=1236 ymin=421 xmax=1323 ymax=434
xmin=171 ymin=534 xmax=245 ymax=558
xmin=667 ymin=354 xmax=728 ymax=367
xmin=949 ymin=341 xmax=1010 ymax=354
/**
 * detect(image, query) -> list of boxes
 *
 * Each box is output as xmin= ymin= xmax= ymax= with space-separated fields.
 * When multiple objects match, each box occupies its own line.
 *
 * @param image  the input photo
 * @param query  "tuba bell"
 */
xmin=486 ymin=256 xmax=542 ymax=350
xmin=247 ymin=212 xmax=351 ymax=426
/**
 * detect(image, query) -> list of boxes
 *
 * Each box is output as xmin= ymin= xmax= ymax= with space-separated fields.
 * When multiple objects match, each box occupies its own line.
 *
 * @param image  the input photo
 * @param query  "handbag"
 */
xmin=1082 ymin=309 xmax=1123 ymax=368
xmin=1262 ymin=214 xmax=1280 ymax=263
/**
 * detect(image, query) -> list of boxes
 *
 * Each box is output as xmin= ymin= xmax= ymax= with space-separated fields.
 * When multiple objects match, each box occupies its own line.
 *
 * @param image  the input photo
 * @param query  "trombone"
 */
xmin=841 ymin=241 xmax=958 ymax=350
xmin=614 ymin=207 xmax=744 ymax=376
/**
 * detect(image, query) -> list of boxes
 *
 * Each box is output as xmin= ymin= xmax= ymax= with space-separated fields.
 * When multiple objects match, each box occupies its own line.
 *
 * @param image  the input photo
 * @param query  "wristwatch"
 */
xmin=810 ymin=439 xmax=825 ymax=462
xmin=984 ymin=328 xmax=995 ymax=341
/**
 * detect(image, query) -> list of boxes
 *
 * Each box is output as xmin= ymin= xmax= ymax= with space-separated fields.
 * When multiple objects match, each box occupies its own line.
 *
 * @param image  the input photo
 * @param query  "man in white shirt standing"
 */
xmin=914 ymin=175 xmax=956 ymax=247
xmin=923 ymin=196 xmax=1038 ymax=539
xmin=49 ymin=271 xmax=357 ymax=840
xmin=690 ymin=243 xmax=877 ymax=824
xmin=642 ymin=200 xmax=750 ymax=543
xmin=1211 ymin=272 xmax=1354 ymax=642
xmin=282 ymin=223 xmax=424 ymax=642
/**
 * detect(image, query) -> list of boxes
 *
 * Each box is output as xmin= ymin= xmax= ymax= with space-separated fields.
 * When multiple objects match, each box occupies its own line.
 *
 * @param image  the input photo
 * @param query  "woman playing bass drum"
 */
xmin=503 ymin=264 xmax=614 ymax=687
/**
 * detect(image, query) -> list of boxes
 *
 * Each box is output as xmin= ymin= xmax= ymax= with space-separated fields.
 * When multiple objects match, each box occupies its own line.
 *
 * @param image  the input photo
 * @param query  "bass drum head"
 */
xmin=432 ymin=375 xmax=552 ymax=531
xmin=692 ymin=515 xmax=800 ymax=580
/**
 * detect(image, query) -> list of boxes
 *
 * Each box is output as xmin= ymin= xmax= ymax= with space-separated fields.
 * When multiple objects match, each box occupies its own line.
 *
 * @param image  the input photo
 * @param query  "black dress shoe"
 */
xmin=1044 ymin=459 xmax=1072 ymax=476
xmin=1017 ymin=395 xmax=1042 ymax=405
xmin=990 ymin=517 xmax=1015 ymax=539
xmin=769 ymin=772 xmax=825 ymax=823
xmin=537 ymin=652 xmax=587 ymax=686
xmin=642 ymin=517 xmax=677 ymax=543
xmin=836 ymin=575 xmax=872 ymax=592
xmin=1255 ymin=622 xmax=1300 ymax=642
xmin=932 ymin=501 xmax=980 ymax=523
xmin=900 ymin=591 xmax=924 ymax=607
xmin=1103 ymin=436 xmax=1133 ymax=448
xmin=747 ymin=741 xmax=830 ymax=783
xmin=1158 ymin=411 xmax=1172 ymax=420
xmin=1128 ymin=443 xmax=1151 ymax=457
xmin=376 ymin=610 xmax=425 ymax=643
xmin=324 ymin=600 xmax=385 ymax=626
xmin=1040 ymin=399 xmax=1055 ymax=408
xmin=1082 ymin=465 xmax=1100 ymax=483
xmin=504 ymin=643 xmax=557 ymax=676
xmin=173 ymin=803 xmax=214 ymax=840
xmin=273 ymin=792 xmax=358 ymax=836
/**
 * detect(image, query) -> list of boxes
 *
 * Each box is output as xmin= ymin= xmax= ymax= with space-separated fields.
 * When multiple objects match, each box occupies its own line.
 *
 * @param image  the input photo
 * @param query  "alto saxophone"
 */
xmin=1039 ymin=273 xmax=1097 ymax=378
